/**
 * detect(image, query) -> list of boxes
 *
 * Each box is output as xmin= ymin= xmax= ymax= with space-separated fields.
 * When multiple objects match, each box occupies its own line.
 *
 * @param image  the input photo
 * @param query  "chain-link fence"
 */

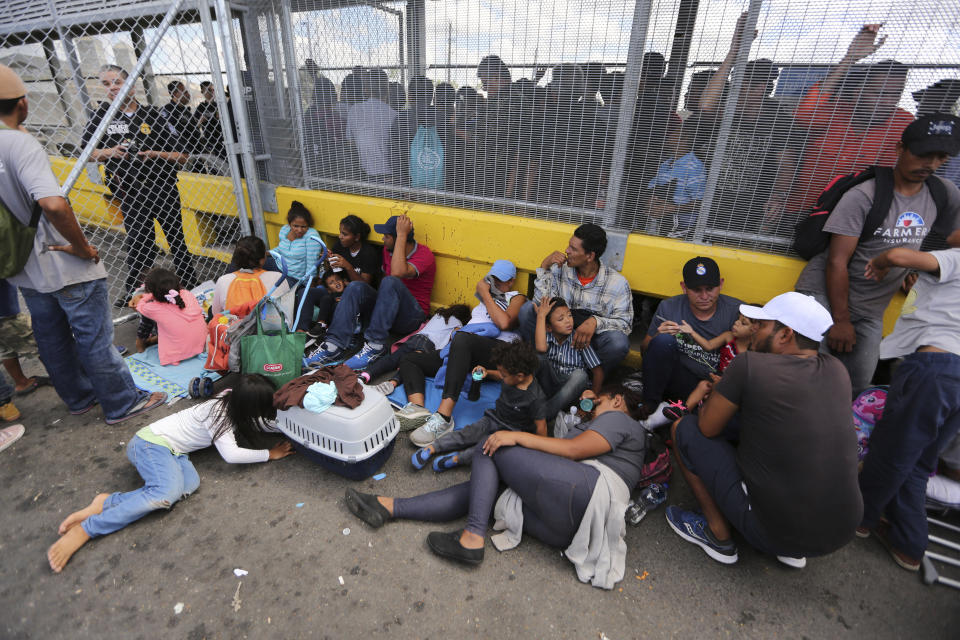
xmin=262 ymin=0 xmax=959 ymax=254
xmin=3 ymin=0 xmax=959 ymax=267
xmin=0 ymin=0 xmax=254 ymax=312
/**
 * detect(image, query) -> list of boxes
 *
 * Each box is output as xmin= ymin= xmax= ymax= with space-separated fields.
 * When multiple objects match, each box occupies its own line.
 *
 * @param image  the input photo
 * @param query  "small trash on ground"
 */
xmin=295 ymin=502 xmax=305 ymax=508
xmin=52 ymin=419 xmax=61 ymax=425
xmin=231 ymin=582 xmax=242 ymax=612
xmin=342 ymin=527 xmax=350 ymax=536
xmin=233 ymin=568 xmax=248 ymax=577
xmin=372 ymin=473 xmax=386 ymax=480
xmin=338 ymin=575 xmax=345 ymax=585
xmin=174 ymin=602 xmax=184 ymax=614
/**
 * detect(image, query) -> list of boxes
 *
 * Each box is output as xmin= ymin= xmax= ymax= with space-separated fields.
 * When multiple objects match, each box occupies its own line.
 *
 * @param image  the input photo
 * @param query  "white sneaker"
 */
xmin=410 ymin=413 xmax=454 ymax=447
xmin=374 ymin=380 xmax=398 ymax=397
xmin=776 ymin=555 xmax=807 ymax=569
xmin=395 ymin=402 xmax=432 ymax=431
xmin=0 ymin=424 xmax=25 ymax=453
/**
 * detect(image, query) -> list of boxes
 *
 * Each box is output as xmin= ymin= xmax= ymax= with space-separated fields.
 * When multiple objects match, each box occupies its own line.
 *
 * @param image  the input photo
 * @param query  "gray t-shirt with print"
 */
xmin=880 ymin=248 xmax=960 ymax=358
xmin=795 ymin=177 xmax=960 ymax=319
xmin=1 ymin=129 xmax=106 ymax=293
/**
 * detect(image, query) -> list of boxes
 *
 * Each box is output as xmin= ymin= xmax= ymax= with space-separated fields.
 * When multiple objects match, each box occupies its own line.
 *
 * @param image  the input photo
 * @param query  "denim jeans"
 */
xmin=536 ymin=356 xmax=590 ymax=419
xmin=81 ymin=435 xmax=200 ymax=538
xmin=798 ymin=290 xmax=883 ymax=396
xmin=518 ymin=300 xmax=630 ymax=374
xmin=326 ymin=277 xmax=424 ymax=349
xmin=858 ymin=351 xmax=960 ymax=559
xmin=640 ymin=333 xmax=704 ymax=406
xmin=19 ymin=278 xmax=145 ymax=420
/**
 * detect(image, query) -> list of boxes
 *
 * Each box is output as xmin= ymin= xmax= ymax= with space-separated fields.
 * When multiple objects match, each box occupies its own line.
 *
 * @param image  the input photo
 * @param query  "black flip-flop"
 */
xmin=104 ymin=392 xmax=167 ymax=425
xmin=14 ymin=376 xmax=50 ymax=397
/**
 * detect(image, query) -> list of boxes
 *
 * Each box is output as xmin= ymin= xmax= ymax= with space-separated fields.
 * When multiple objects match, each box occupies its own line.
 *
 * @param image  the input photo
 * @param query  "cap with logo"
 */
xmin=901 ymin=113 xmax=960 ymax=157
xmin=0 ymin=63 xmax=27 ymax=100
xmin=738 ymin=292 xmax=833 ymax=342
xmin=682 ymin=256 xmax=721 ymax=288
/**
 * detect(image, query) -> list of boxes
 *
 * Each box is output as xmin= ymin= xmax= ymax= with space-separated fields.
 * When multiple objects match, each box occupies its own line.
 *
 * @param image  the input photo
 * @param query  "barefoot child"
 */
xmin=130 ymin=268 xmax=207 ymax=364
xmin=534 ymin=296 xmax=604 ymax=418
xmin=409 ymin=340 xmax=547 ymax=472
xmin=662 ymin=313 xmax=758 ymax=419
xmin=47 ymin=374 xmax=294 ymax=573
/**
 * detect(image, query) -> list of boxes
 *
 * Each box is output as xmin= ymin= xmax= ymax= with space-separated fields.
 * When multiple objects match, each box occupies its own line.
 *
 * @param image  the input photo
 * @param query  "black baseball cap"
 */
xmin=912 ymin=79 xmax=960 ymax=107
xmin=682 ymin=257 xmax=721 ymax=288
xmin=901 ymin=113 xmax=960 ymax=157
xmin=742 ymin=59 xmax=778 ymax=87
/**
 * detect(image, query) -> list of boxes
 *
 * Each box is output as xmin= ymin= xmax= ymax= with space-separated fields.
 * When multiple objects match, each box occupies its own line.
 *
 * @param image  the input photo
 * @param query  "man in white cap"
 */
xmin=0 ymin=63 xmax=166 ymax=426
xmin=664 ymin=292 xmax=863 ymax=567
xmin=856 ymin=233 xmax=960 ymax=571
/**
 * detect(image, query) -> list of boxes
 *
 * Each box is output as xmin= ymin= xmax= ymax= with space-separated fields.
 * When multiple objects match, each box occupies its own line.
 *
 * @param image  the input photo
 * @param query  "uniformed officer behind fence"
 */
xmin=83 ymin=64 xmax=199 ymax=306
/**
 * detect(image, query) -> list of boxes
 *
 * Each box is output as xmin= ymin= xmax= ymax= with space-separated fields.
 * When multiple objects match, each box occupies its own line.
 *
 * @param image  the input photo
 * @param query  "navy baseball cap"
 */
xmin=373 ymin=216 xmax=414 ymax=240
xmin=682 ymin=257 xmax=721 ymax=287
xmin=902 ymin=113 xmax=960 ymax=157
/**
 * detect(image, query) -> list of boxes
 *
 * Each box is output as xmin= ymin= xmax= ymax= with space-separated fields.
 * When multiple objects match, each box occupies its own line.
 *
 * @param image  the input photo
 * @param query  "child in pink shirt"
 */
xmin=132 ymin=269 xmax=207 ymax=366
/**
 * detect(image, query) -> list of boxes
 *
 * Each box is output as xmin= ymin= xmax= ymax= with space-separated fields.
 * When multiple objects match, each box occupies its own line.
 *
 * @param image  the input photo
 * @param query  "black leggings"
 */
xmin=366 ymin=333 xmax=435 ymax=381
xmin=393 ymin=442 xmax=599 ymax=548
xmin=397 ymin=348 xmax=443 ymax=397
xmin=441 ymin=332 xmax=500 ymax=400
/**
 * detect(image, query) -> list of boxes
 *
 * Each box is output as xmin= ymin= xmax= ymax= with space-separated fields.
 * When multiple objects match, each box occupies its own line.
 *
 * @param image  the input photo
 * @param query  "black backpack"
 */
xmin=792 ymin=166 xmax=949 ymax=259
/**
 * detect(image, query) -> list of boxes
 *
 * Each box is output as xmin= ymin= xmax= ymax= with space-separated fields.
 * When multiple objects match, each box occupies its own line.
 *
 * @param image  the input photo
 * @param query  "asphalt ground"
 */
xmin=2 ymin=319 xmax=959 ymax=639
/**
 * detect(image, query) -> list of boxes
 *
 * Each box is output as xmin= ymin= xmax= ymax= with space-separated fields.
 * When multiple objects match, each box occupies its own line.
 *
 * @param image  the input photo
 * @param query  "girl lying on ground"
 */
xmin=344 ymin=385 xmax=646 ymax=589
xmin=47 ymin=374 xmax=293 ymax=573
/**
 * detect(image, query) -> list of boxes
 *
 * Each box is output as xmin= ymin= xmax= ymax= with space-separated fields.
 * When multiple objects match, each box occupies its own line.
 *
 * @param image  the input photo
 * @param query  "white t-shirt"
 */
xmin=1 ymin=128 xmax=107 ymax=292
xmin=346 ymin=99 xmax=397 ymax=177
xmin=416 ymin=314 xmax=463 ymax=350
xmin=880 ymin=248 xmax=960 ymax=358
xmin=145 ymin=396 xmax=278 ymax=463
xmin=469 ymin=291 xmax=521 ymax=342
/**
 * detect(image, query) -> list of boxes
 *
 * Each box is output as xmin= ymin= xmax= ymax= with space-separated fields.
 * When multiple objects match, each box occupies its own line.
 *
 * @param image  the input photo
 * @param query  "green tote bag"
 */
xmin=240 ymin=298 xmax=306 ymax=388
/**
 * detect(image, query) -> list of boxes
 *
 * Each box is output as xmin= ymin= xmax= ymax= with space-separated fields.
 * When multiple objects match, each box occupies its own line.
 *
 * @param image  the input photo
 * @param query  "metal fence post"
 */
xmin=198 ymin=0 xmax=252 ymax=237
xmin=601 ymin=0 xmax=654 ymax=230
xmin=278 ymin=0 xmax=309 ymax=186
xmin=213 ymin=0 xmax=269 ymax=241
xmin=691 ymin=0 xmax=763 ymax=244
xmin=60 ymin=0 xmax=189 ymax=197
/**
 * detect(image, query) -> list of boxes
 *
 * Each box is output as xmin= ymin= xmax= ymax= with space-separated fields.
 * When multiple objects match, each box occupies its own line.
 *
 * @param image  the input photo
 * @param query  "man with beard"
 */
xmin=665 ymin=292 xmax=862 ymax=569
xmin=795 ymin=115 xmax=960 ymax=394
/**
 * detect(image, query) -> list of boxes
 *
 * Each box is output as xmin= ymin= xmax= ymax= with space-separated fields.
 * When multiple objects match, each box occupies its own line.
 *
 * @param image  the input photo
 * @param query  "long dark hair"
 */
xmin=210 ymin=374 xmax=277 ymax=447
xmin=435 ymin=303 xmax=471 ymax=325
xmin=144 ymin=268 xmax=184 ymax=309
xmin=231 ymin=236 xmax=266 ymax=270
xmin=288 ymin=200 xmax=314 ymax=227
xmin=339 ymin=214 xmax=370 ymax=241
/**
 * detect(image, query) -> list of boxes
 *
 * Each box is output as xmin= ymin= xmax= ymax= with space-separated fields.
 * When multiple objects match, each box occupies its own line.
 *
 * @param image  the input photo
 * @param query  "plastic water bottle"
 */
xmin=625 ymin=483 xmax=668 ymax=526
xmin=468 ymin=368 xmax=483 ymax=401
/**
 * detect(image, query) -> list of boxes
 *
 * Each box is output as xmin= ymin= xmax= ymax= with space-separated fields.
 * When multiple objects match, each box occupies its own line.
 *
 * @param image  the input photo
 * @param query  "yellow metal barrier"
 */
xmin=54 ymin=158 xmax=902 ymax=365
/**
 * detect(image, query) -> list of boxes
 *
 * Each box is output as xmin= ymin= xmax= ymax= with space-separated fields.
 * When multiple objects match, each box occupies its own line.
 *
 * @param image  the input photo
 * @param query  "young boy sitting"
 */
xmin=410 ymin=340 xmax=547 ymax=472
xmin=660 ymin=313 xmax=758 ymax=421
xmin=306 ymin=270 xmax=350 ymax=339
xmin=534 ymin=296 xmax=604 ymax=419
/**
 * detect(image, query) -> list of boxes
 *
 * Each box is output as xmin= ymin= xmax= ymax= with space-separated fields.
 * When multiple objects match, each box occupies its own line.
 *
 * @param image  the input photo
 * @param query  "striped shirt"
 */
xmin=546 ymin=332 xmax=602 ymax=377
xmin=533 ymin=263 xmax=633 ymax=335
xmin=274 ymin=225 xmax=322 ymax=280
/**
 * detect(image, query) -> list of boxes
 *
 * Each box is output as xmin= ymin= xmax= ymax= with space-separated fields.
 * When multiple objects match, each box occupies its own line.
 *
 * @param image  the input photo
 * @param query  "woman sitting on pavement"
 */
xmin=375 ymin=260 xmax=526 ymax=439
xmin=296 ymin=214 xmax=381 ymax=335
xmin=211 ymin=236 xmax=293 ymax=321
xmin=344 ymin=384 xmax=645 ymax=589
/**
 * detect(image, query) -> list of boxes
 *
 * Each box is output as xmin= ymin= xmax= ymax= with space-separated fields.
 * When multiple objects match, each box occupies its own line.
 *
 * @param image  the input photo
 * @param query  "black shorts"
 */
xmin=674 ymin=415 xmax=799 ymax=557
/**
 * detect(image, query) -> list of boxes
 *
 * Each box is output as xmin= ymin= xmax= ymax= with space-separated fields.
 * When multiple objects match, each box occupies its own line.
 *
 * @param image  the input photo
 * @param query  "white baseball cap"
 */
xmin=739 ymin=292 xmax=833 ymax=342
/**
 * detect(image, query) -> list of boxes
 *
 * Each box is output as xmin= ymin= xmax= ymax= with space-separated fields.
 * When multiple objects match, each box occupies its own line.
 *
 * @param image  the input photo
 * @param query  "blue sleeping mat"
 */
xmin=387 ymin=377 xmax=500 ymax=429
xmin=125 ymin=345 xmax=221 ymax=400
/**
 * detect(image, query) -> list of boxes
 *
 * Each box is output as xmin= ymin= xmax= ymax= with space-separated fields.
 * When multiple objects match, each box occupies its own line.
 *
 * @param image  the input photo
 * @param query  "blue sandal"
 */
xmin=411 ymin=447 xmax=433 ymax=470
xmin=432 ymin=453 xmax=460 ymax=472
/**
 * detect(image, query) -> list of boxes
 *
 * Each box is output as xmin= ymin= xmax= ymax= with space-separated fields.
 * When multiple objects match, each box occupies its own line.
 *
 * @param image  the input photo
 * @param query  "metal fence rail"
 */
xmin=2 ymin=0 xmax=959 ymax=269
